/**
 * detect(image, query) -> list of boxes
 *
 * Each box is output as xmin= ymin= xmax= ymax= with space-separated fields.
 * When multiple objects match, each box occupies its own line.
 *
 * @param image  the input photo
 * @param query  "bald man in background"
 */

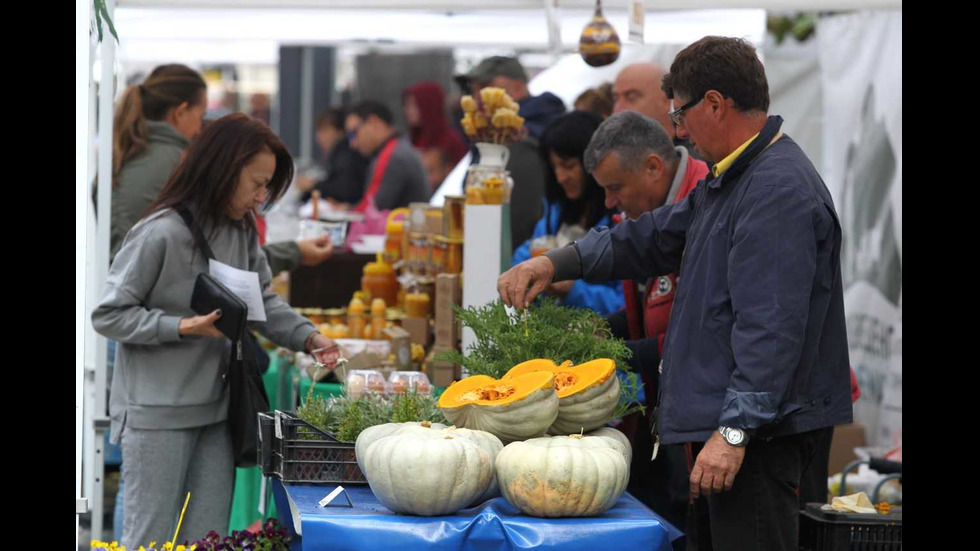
xmin=613 ymin=62 xmax=700 ymax=157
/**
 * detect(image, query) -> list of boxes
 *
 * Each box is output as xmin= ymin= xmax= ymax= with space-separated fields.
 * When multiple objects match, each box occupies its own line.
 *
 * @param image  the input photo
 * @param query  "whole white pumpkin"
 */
xmin=354 ymin=421 xmax=448 ymax=473
xmin=584 ymin=426 xmax=632 ymax=465
xmin=495 ymin=434 xmax=629 ymax=517
xmin=390 ymin=424 xmax=504 ymax=504
xmin=363 ymin=432 xmax=492 ymax=516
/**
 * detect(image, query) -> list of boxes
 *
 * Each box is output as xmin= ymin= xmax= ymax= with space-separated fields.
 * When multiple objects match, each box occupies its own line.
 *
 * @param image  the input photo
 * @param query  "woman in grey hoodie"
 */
xmin=93 ymin=114 xmax=336 ymax=548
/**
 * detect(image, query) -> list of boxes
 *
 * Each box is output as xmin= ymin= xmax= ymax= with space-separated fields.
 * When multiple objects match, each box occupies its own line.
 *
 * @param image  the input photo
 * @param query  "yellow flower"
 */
xmin=491 ymin=108 xmax=518 ymax=129
xmin=461 ymin=114 xmax=477 ymax=136
xmin=460 ymin=95 xmax=477 ymax=114
xmin=473 ymin=113 xmax=489 ymax=130
xmin=480 ymin=87 xmax=506 ymax=111
xmin=511 ymin=114 xmax=525 ymax=130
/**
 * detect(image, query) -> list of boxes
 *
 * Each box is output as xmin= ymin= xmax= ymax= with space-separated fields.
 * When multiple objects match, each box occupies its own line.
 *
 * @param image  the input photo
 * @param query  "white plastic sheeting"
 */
xmin=818 ymin=11 xmax=902 ymax=448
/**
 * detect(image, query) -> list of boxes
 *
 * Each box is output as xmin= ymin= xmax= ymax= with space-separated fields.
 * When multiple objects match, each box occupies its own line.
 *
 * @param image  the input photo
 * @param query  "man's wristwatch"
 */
xmin=718 ymin=426 xmax=749 ymax=447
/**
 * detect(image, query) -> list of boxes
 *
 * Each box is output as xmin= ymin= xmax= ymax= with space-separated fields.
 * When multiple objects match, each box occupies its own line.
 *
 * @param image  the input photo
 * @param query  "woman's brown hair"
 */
xmin=112 ymin=64 xmax=207 ymax=185
xmin=145 ymin=113 xmax=295 ymax=237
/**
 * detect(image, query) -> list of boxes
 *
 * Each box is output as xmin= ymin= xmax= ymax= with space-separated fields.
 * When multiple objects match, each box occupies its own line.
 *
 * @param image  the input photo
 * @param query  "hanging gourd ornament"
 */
xmin=579 ymin=0 xmax=621 ymax=67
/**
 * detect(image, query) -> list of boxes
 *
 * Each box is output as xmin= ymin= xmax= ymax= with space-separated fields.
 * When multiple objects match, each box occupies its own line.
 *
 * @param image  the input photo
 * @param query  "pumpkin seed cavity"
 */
xmin=553 ymin=372 xmax=579 ymax=391
xmin=459 ymin=384 xmax=516 ymax=402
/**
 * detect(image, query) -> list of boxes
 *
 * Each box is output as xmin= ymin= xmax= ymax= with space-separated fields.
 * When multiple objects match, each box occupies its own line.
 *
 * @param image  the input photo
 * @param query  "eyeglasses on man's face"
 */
xmin=668 ymin=96 xmax=703 ymax=126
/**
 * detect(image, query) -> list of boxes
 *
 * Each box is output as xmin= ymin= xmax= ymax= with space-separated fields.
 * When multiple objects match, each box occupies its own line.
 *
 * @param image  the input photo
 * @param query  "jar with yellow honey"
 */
xmin=383 ymin=208 xmax=409 ymax=265
xmin=371 ymin=298 xmax=387 ymax=340
xmin=361 ymin=253 xmax=398 ymax=306
xmin=434 ymin=235 xmax=463 ymax=275
xmin=347 ymin=297 xmax=367 ymax=339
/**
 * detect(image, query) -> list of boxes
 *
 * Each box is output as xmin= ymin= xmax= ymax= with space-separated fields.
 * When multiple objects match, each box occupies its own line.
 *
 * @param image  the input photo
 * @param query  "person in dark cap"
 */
xmin=455 ymin=56 xmax=567 ymax=250
xmin=456 ymin=56 xmax=566 ymax=139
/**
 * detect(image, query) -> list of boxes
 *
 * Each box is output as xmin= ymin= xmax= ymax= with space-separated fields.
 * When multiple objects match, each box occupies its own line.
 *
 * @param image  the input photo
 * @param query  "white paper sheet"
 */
xmin=208 ymin=259 xmax=267 ymax=322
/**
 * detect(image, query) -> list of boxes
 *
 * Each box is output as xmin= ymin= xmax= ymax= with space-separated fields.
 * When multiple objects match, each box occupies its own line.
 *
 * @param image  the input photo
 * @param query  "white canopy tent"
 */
xmin=78 ymin=2 xmax=901 ymax=546
xmin=112 ymin=6 xmax=767 ymax=64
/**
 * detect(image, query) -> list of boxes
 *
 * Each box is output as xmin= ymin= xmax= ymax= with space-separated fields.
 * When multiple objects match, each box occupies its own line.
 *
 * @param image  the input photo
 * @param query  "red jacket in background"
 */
xmin=404 ymin=81 xmax=467 ymax=166
xmin=623 ymin=153 xmax=710 ymax=344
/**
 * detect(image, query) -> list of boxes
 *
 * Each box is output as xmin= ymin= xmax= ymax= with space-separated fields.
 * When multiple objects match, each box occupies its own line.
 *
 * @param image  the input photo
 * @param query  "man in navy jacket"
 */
xmin=498 ymin=37 xmax=852 ymax=550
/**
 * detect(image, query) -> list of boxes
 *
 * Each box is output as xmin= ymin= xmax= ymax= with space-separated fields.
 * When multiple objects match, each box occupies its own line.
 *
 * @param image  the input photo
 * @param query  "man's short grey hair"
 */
xmin=584 ymin=111 xmax=678 ymax=173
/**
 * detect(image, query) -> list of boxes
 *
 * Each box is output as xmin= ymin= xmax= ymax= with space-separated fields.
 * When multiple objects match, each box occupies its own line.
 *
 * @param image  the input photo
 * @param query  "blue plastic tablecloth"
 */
xmin=273 ymin=480 xmax=681 ymax=551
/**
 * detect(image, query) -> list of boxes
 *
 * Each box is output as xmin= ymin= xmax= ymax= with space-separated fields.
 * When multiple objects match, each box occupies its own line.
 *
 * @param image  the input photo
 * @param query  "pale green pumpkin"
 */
xmin=495 ymin=434 xmax=629 ymax=517
xmin=584 ymin=426 xmax=632 ymax=465
xmin=363 ymin=432 xmax=492 ymax=516
xmin=354 ymin=421 xmax=448 ymax=474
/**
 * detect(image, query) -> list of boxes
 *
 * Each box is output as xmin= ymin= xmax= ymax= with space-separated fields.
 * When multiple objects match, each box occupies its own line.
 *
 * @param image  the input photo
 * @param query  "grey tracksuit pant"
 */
xmin=120 ymin=421 xmax=234 ymax=548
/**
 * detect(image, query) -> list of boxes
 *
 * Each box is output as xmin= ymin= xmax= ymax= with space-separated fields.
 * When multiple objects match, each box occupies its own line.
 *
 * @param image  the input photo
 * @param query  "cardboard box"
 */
xmin=435 ymin=274 xmax=462 ymax=347
xmin=403 ymin=316 xmax=432 ymax=348
xmin=382 ymin=326 xmax=412 ymax=369
xmin=829 ymin=423 xmax=867 ymax=476
xmin=426 ymin=345 xmax=461 ymax=388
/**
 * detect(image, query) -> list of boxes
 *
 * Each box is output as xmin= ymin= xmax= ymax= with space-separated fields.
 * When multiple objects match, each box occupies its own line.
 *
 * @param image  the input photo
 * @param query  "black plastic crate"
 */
xmin=799 ymin=503 xmax=902 ymax=551
xmin=257 ymin=411 xmax=368 ymax=485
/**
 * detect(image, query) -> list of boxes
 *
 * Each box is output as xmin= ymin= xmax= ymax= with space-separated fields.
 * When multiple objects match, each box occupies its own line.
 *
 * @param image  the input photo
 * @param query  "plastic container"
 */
xmin=530 ymin=235 xmax=557 ymax=258
xmin=384 ymin=208 xmax=409 ymax=265
xmin=324 ymin=308 xmax=346 ymax=326
xmin=443 ymin=195 xmax=465 ymax=240
xmin=371 ymin=298 xmax=387 ymax=341
xmin=361 ymin=254 xmax=398 ymax=306
xmin=799 ymin=503 xmax=902 ymax=551
xmin=347 ymin=297 xmax=366 ymax=339
xmin=345 ymin=369 xmax=387 ymax=399
xmin=408 ymin=232 xmax=431 ymax=276
xmin=387 ymin=371 xmax=433 ymax=395
xmin=434 ymin=236 xmax=464 ymax=275
xmin=258 ymin=411 xmax=367 ymax=485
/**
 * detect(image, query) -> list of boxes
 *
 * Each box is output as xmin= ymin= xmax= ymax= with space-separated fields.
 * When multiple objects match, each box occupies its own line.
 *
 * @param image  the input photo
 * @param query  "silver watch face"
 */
xmin=725 ymin=428 xmax=745 ymax=446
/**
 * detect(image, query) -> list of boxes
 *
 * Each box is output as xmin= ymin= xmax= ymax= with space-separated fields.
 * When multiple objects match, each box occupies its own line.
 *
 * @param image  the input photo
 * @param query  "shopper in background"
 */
xmin=586 ymin=111 xmax=710 ymax=532
xmin=403 ymin=81 xmax=467 ymax=190
xmin=613 ymin=62 xmax=700 ymax=158
xmin=512 ymin=111 xmax=622 ymax=317
xmin=574 ymin=83 xmax=614 ymax=119
xmin=106 ymin=64 xmax=332 ymax=275
xmin=93 ymin=114 xmax=336 ymax=549
xmin=297 ymin=107 xmax=369 ymax=207
xmin=109 ymin=64 xmax=208 ymax=260
xmin=455 ymin=56 xmax=565 ymax=249
xmin=249 ymin=92 xmax=271 ymax=124
xmin=345 ymin=100 xmax=431 ymax=211
xmin=612 ymin=63 xmax=674 ymax=133
xmin=457 ymin=56 xmax=565 ymax=139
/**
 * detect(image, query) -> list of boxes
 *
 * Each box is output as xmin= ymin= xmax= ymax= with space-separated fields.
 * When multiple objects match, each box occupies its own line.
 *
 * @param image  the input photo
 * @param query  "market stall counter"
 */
xmin=290 ymin=250 xmax=376 ymax=308
xmin=272 ymin=480 xmax=681 ymax=551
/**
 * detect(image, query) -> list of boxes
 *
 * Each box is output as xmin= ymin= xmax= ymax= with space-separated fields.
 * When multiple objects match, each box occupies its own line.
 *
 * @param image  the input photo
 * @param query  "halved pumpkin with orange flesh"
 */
xmin=503 ymin=358 xmax=620 ymax=434
xmin=437 ymin=372 xmax=559 ymax=444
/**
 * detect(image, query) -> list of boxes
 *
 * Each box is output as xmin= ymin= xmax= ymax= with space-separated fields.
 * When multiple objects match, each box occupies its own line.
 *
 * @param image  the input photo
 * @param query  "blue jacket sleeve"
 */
xmin=562 ymin=279 xmax=624 ymax=317
xmin=512 ymin=203 xmax=551 ymax=266
xmin=575 ymin=188 xmax=697 ymax=283
xmin=718 ymin=176 xmax=833 ymax=431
